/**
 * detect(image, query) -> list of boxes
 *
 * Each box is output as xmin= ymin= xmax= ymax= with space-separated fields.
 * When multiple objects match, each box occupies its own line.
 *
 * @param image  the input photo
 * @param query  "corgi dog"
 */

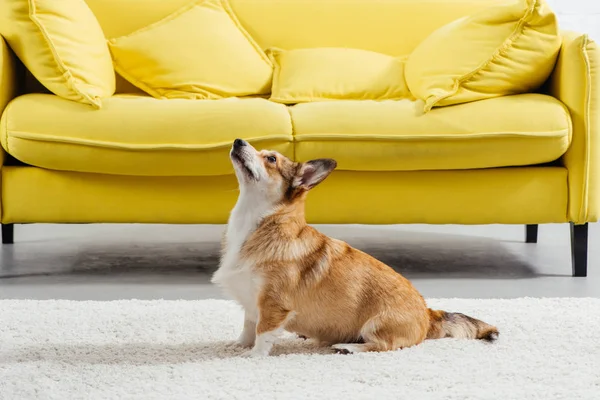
xmin=211 ymin=139 xmax=498 ymax=357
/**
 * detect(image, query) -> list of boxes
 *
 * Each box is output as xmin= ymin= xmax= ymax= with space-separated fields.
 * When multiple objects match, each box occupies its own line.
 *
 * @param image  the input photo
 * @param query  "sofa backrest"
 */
xmin=24 ymin=0 xmax=505 ymax=94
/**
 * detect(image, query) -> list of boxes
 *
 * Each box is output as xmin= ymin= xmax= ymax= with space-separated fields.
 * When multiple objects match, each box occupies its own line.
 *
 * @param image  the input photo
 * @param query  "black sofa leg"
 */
xmin=2 ymin=223 xmax=14 ymax=244
xmin=570 ymin=223 xmax=588 ymax=277
xmin=525 ymin=224 xmax=538 ymax=243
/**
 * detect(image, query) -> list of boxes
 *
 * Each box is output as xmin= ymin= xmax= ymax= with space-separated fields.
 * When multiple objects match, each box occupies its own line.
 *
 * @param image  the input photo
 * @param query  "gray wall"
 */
xmin=548 ymin=0 xmax=600 ymax=40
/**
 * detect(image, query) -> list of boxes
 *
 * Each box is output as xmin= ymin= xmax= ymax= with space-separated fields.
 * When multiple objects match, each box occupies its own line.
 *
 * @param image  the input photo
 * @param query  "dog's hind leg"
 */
xmin=332 ymin=342 xmax=381 ymax=354
xmin=332 ymin=314 xmax=427 ymax=354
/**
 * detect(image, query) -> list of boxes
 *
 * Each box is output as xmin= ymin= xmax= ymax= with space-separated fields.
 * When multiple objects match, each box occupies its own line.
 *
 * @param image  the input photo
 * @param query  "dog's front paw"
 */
xmin=225 ymin=339 xmax=253 ymax=349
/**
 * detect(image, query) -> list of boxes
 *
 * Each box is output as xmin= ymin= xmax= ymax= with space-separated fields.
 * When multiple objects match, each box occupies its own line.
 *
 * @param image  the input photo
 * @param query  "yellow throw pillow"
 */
xmin=107 ymin=0 xmax=273 ymax=100
xmin=0 ymin=0 xmax=115 ymax=108
xmin=268 ymin=48 xmax=411 ymax=104
xmin=405 ymin=0 xmax=561 ymax=113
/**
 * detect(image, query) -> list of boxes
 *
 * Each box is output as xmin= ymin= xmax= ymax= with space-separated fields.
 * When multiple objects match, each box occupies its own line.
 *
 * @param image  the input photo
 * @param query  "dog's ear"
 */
xmin=294 ymin=159 xmax=337 ymax=190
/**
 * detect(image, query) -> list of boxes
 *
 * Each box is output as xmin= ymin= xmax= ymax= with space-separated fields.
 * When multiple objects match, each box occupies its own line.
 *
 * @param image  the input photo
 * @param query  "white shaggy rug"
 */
xmin=1 ymin=298 xmax=599 ymax=400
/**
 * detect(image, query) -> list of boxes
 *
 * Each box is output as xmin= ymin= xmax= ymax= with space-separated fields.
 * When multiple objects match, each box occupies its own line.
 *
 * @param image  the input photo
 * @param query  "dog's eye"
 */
xmin=266 ymin=155 xmax=277 ymax=163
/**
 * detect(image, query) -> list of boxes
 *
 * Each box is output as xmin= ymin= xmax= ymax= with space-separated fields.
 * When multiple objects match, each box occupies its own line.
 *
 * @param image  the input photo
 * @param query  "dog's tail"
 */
xmin=426 ymin=309 xmax=499 ymax=342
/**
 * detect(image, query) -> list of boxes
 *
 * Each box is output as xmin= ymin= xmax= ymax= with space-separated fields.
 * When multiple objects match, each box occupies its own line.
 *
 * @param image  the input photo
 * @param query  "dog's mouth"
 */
xmin=231 ymin=151 xmax=258 ymax=181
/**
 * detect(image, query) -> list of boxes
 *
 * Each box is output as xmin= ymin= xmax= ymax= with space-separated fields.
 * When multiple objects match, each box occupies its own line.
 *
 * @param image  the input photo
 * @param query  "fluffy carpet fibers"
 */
xmin=1 ymin=298 xmax=599 ymax=400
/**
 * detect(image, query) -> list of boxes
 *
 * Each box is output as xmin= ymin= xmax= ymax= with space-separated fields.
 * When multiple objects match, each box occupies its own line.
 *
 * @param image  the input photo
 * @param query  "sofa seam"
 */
xmin=287 ymin=106 xmax=297 ymax=161
xmin=5 ymin=131 xmax=293 ymax=150
xmin=7 ymin=128 xmax=569 ymax=149
xmin=270 ymin=95 xmax=410 ymax=104
xmin=266 ymin=48 xmax=282 ymax=102
xmin=3 ymin=100 xmax=11 ymax=154
xmin=1 ymin=103 xmax=9 ymax=223
xmin=293 ymin=130 xmax=570 ymax=141
xmin=578 ymin=34 xmax=592 ymax=222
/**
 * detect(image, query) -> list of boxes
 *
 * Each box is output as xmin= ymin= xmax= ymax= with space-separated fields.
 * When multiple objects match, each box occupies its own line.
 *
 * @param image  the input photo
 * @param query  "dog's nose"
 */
xmin=233 ymin=138 xmax=247 ymax=148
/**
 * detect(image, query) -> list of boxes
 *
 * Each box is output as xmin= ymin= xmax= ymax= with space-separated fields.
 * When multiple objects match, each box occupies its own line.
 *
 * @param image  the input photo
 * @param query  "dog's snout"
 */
xmin=233 ymin=138 xmax=247 ymax=148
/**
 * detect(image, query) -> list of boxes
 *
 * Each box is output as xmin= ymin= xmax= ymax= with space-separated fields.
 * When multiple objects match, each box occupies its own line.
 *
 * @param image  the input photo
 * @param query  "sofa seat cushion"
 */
xmin=0 ymin=94 xmax=293 ymax=176
xmin=290 ymin=94 xmax=571 ymax=171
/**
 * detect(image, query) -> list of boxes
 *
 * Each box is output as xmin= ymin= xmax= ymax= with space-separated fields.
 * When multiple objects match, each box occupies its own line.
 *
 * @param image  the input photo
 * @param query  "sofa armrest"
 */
xmin=549 ymin=31 xmax=600 ymax=223
xmin=0 ymin=36 xmax=17 ymax=117
xmin=0 ymin=36 xmax=18 ymax=163
xmin=0 ymin=35 xmax=18 ymax=224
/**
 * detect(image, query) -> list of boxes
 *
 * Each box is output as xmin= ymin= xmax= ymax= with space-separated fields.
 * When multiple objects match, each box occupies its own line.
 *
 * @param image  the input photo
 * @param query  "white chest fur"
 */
xmin=211 ymin=191 xmax=272 ymax=313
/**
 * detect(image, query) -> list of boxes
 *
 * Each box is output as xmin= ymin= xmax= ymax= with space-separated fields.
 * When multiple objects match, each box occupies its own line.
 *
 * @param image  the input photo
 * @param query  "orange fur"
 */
xmin=213 ymin=139 xmax=499 ymax=356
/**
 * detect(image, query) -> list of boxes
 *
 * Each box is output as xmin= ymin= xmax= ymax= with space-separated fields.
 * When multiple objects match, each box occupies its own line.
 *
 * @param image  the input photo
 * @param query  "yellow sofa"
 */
xmin=0 ymin=0 xmax=597 ymax=276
